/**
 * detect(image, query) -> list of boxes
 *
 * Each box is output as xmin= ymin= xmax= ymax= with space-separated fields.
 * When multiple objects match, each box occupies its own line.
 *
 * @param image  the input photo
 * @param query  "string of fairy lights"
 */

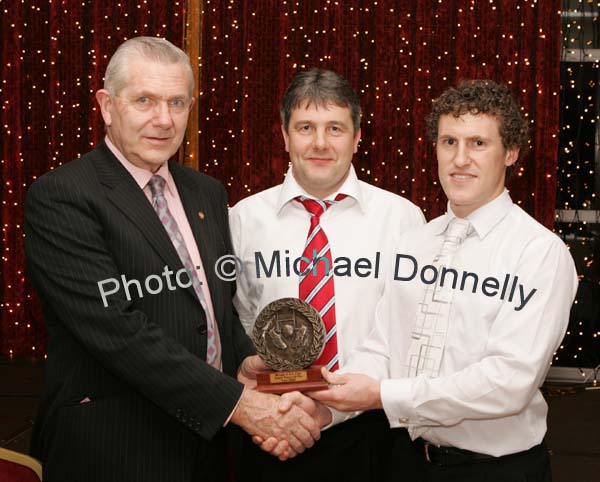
xmin=0 ymin=1 xmax=597 ymax=370
xmin=197 ymin=0 xmax=560 ymax=225
xmin=1 ymin=0 xmax=184 ymax=359
xmin=553 ymin=0 xmax=600 ymax=370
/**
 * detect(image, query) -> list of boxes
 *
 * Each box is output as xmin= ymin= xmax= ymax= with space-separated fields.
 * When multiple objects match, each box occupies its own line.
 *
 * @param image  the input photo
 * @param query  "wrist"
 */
xmin=370 ymin=380 xmax=383 ymax=410
xmin=317 ymin=404 xmax=333 ymax=427
xmin=224 ymin=385 xmax=246 ymax=427
xmin=238 ymin=356 xmax=250 ymax=375
xmin=230 ymin=385 xmax=250 ymax=427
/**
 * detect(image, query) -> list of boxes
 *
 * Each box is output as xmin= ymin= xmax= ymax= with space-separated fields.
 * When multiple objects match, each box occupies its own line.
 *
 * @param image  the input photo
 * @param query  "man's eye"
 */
xmin=474 ymin=140 xmax=485 ymax=146
xmin=137 ymin=97 xmax=149 ymax=104
xmin=170 ymin=99 xmax=185 ymax=107
xmin=445 ymin=139 xmax=455 ymax=145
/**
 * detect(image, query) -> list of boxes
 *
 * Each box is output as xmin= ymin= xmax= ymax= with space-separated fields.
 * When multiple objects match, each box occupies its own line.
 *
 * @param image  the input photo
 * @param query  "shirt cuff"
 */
xmin=323 ymin=407 xmax=362 ymax=430
xmin=380 ymin=378 xmax=417 ymax=427
xmin=223 ymin=386 xmax=245 ymax=427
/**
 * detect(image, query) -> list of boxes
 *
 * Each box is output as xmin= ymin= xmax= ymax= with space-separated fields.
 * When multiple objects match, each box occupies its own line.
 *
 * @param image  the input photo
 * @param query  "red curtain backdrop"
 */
xmin=0 ymin=1 xmax=184 ymax=357
xmin=0 ymin=0 xmax=560 ymax=357
xmin=198 ymin=0 xmax=560 ymax=222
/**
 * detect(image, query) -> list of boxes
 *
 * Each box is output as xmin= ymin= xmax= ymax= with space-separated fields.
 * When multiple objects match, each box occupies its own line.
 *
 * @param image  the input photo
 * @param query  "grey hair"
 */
xmin=104 ymin=36 xmax=194 ymax=96
xmin=280 ymin=68 xmax=361 ymax=132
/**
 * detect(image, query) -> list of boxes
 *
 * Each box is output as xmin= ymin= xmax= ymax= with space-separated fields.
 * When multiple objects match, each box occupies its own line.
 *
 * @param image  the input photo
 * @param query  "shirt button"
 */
xmin=398 ymin=417 xmax=409 ymax=423
xmin=198 ymin=325 xmax=207 ymax=335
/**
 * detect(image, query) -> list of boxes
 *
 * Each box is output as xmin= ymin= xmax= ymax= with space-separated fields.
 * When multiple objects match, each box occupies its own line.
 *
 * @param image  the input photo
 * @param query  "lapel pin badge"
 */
xmin=198 ymin=211 xmax=205 ymax=220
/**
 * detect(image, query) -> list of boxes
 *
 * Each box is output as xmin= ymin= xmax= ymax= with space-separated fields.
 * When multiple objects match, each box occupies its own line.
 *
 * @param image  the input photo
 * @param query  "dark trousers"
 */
xmin=412 ymin=440 xmax=552 ymax=482
xmin=237 ymin=410 xmax=412 ymax=482
xmin=36 ymin=397 xmax=229 ymax=482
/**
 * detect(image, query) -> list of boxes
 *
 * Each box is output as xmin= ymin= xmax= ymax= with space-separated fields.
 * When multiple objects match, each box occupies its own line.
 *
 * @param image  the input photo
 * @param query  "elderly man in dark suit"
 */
xmin=25 ymin=37 xmax=322 ymax=482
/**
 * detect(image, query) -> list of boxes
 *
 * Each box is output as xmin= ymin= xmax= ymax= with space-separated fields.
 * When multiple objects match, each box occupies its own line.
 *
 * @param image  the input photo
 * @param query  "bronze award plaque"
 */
xmin=252 ymin=297 xmax=328 ymax=394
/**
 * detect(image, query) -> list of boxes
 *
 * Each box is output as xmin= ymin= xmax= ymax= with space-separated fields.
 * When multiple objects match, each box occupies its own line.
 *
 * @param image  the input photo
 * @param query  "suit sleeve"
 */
xmin=25 ymin=172 xmax=245 ymax=441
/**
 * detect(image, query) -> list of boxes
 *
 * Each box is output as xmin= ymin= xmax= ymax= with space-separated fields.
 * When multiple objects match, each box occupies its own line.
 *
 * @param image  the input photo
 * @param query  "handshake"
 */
xmin=231 ymin=355 xmax=382 ymax=461
xmin=230 ymin=355 xmax=332 ymax=461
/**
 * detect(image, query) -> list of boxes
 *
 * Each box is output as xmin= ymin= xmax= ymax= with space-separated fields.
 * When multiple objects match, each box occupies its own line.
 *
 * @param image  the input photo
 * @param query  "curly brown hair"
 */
xmin=425 ymin=80 xmax=529 ymax=160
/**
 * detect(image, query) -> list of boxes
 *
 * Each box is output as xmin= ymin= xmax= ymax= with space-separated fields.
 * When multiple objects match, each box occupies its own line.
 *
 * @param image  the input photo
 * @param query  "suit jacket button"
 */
xmin=198 ymin=325 xmax=207 ymax=335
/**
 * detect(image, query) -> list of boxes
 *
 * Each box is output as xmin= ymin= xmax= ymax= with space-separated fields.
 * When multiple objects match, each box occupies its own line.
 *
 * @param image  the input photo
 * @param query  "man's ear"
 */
xmin=281 ymin=124 xmax=290 ymax=152
xmin=96 ymin=89 xmax=113 ymax=126
xmin=505 ymin=146 xmax=519 ymax=167
xmin=353 ymin=128 xmax=362 ymax=154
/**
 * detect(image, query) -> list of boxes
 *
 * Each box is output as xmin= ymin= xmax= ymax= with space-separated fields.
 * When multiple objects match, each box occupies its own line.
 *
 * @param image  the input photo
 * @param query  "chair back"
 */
xmin=0 ymin=447 xmax=42 ymax=481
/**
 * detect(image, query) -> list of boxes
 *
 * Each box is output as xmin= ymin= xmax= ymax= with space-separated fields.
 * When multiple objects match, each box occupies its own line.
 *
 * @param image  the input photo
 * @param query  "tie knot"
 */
xmin=148 ymin=175 xmax=166 ymax=198
xmin=295 ymin=194 xmax=347 ymax=218
xmin=445 ymin=217 xmax=473 ymax=244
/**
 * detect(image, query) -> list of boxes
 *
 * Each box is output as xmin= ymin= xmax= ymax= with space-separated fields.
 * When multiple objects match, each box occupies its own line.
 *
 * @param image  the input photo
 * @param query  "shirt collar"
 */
xmin=276 ymin=164 xmax=365 ymax=214
xmin=433 ymin=189 xmax=513 ymax=238
xmin=104 ymin=136 xmax=175 ymax=196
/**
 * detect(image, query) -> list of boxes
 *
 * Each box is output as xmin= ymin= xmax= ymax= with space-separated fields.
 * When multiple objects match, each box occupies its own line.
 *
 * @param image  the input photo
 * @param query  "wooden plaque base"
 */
xmin=255 ymin=366 xmax=328 ymax=394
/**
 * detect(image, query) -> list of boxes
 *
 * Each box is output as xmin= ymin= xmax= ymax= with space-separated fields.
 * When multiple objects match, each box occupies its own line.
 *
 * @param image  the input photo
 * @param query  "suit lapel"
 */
xmin=92 ymin=143 xmax=198 ymax=303
xmin=171 ymin=163 xmax=224 ymax=327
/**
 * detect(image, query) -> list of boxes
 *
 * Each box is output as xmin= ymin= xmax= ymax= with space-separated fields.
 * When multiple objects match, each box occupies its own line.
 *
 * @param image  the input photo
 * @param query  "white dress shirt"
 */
xmin=229 ymin=165 xmax=425 ymax=368
xmin=336 ymin=190 xmax=578 ymax=456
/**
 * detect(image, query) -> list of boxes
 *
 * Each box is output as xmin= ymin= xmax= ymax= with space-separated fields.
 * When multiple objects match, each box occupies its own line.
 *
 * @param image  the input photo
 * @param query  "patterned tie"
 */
xmin=405 ymin=217 xmax=473 ymax=378
xmin=148 ymin=175 xmax=219 ymax=368
xmin=296 ymin=194 xmax=346 ymax=372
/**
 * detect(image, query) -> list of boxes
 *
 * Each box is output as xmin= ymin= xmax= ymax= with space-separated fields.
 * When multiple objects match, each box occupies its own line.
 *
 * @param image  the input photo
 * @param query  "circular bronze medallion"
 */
xmin=252 ymin=297 xmax=325 ymax=370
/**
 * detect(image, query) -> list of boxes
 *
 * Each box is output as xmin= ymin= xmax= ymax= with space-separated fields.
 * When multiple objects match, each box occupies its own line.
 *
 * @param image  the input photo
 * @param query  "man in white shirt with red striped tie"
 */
xmin=229 ymin=68 xmax=425 ymax=481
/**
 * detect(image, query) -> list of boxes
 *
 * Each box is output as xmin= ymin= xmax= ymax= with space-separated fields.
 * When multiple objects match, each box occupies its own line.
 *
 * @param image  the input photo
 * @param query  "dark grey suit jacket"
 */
xmin=25 ymin=141 xmax=255 ymax=482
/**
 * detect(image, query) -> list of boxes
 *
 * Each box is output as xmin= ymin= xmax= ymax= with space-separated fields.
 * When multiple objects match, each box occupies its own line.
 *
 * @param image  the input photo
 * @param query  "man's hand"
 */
xmin=230 ymin=388 xmax=321 ymax=461
xmin=279 ymin=391 xmax=333 ymax=427
xmin=237 ymin=355 xmax=269 ymax=389
xmin=252 ymin=391 xmax=333 ymax=456
xmin=307 ymin=367 xmax=383 ymax=412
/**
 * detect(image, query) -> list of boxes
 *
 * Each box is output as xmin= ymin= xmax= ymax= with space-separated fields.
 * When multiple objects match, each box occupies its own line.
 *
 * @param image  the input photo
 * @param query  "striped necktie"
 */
xmin=148 ymin=175 xmax=220 ymax=368
xmin=296 ymin=194 xmax=346 ymax=371
xmin=405 ymin=217 xmax=474 ymax=378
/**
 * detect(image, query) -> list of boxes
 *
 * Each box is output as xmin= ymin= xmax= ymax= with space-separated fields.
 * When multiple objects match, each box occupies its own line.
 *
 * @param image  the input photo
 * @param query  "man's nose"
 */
xmin=453 ymin=143 xmax=470 ymax=167
xmin=313 ymin=129 xmax=327 ymax=149
xmin=152 ymin=102 xmax=173 ymax=127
